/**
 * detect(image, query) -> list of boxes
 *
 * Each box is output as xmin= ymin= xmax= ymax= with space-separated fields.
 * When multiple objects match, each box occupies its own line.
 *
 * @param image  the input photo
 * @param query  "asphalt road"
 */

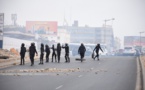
xmin=0 ymin=56 xmax=137 ymax=90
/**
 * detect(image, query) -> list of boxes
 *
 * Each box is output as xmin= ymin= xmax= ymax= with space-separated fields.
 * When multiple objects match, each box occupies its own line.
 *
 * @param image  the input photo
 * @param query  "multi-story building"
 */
xmin=57 ymin=28 xmax=70 ymax=44
xmin=114 ymin=37 xmax=121 ymax=50
xmin=58 ymin=21 xmax=114 ymax=52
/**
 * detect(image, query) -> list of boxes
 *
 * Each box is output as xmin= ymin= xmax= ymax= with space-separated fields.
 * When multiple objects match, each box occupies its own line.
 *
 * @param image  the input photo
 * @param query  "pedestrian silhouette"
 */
xmin=93 ymin=44 xmax=103 ymax=60
xmin=45 ymin=44 xmax=50 ymax=62
xmin=57 ymin=43 xmax=61 ymax=63
xmin=39 ymin=43 xmax=44 ymax=65
xmin=62 ymin=43 xmax=70 ymax=63
xmin=78 ymin=43 xmax=86 ymax=62
xmin=29 ymin=43 xmax=38 ymax=66
xmin=51 ymin=44 xmax=57 ymax=62
xmin=20 ymin=43 xmax=26 ymax=65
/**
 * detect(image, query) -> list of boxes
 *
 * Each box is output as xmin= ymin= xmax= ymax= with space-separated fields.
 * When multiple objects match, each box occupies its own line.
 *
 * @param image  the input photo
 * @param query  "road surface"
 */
xmin=0 ymin=56 xmax=137 ymax=90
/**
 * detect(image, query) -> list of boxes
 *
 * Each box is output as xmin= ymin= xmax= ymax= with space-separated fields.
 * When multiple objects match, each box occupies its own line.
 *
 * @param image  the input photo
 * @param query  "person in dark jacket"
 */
xmin=62 ymin=43 xmax=70 ymax=63
xmin=57 ymin=43 xmax=61 ymax=63
xmin=51 ymin=44 xmax=57 ymax=62
xmin=29 ymin=43 xmax=38 ymax=66
xmin=93 ymin=44 xmax=103 ymax=60
xmin=39 ymin=43 xmax=44 ymax=65
xmin=45 ymin=44 xmax=50 ymax=62
xmin=20 ymin=43 xmax=26 ymax=65
xmin=78 ymin=43 xmax=86 ymax=62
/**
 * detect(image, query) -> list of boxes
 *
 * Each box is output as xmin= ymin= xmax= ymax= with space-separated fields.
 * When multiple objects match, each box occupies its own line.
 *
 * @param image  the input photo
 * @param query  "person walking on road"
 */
xmin=78 ymin=43 xmax=86 ymax=62
xmin=93 ymin=44 xmax=103 ymax=60
xmin=51 ymin=44 xmax=57 ymax=62
xmin=45 ymin=44 xmax=50 ymax=63
xmin=39 ymin=43 xmax=44 ymax=65
xmin=57 ymin=43 xmax=61 ymax=63
xmin=29 ymin=43 xmax=38 ymax=66
xmin=62 ymin=43 xmax=70 ymax=63
xmin=20 ymin=43 xmax=26 ymax=65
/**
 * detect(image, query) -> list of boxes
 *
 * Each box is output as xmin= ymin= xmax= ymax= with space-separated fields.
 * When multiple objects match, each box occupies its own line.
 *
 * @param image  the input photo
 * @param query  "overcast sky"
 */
xmin=0 ymin=0 xmax=145 ymax=47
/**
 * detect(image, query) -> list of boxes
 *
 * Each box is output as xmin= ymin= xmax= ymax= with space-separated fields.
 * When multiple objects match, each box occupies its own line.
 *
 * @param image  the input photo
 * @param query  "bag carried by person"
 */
xmin=92 ymin=52 xmax=94 ymax=59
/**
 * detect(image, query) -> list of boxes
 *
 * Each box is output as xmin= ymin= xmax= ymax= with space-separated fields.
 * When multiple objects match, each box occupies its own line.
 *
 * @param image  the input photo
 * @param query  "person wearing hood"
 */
xmin=39 ymin=43 xmax=44 ymax=65
xmin=57 ymin=43 xmax=61 ymax=63
xmin=45 ymin=44 xmax=50 ymax=62
xmin=78 ymin=43 xmax=86 ymax=62
xmin=29 ymin=43 xmax=38 ymax=66
xmin=62 ymin=43 xmax=70 ymax=63
xmin=93 ymin=44 xmax=103 ymax=60
xmin=51 ymin=44 xmax=57 ymax=62
xmin=20 ymin=43 xmax=26 ymax=65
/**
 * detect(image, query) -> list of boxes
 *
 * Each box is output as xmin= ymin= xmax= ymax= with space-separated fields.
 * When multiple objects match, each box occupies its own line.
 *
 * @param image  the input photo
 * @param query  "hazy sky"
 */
xmin=0 ymin=0 xmax=145 ymax=47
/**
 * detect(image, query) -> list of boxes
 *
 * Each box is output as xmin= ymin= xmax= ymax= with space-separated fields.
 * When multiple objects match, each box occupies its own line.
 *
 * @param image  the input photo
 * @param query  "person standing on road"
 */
xmin=93 ymin=44 xmax=103 ymax=60
xmin=39 ymin=43 xmax=44 ymax=65
xmin=29 ymin=43 xmax=38 ymax=66
xmin=51 ymin=44 xmax=57 ymax=62
xmin=78 ymin=43 xmax=86 ymax=62
xmin=62 ymin=43 xmax=70 ymax=63
xmin=45 ymin=44 xmax=50 ymax=63
xmin=57 ymin=43 xmax=61 ymax=63
xmin=20 ymin=43 xmax=26 ymax=65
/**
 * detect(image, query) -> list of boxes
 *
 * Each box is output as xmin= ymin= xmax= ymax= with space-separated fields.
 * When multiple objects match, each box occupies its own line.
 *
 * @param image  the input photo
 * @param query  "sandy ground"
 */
xmin=0 ymin=55 xmax=39 ymax=69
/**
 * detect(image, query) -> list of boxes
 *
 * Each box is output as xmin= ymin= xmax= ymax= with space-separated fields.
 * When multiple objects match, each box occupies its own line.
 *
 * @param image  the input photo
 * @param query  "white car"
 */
xmin=123 ymin=46 xmax=136 ymax=56
xmin=100 ymin=49 xmax=108 ymax=55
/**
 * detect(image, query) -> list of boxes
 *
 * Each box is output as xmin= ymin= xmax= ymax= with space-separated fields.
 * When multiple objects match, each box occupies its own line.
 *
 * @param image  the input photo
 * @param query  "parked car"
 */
xmin=123 ymin=46 xmax=136 ymax=56
xmin=115 ymin=49 xmax=124 ymax=56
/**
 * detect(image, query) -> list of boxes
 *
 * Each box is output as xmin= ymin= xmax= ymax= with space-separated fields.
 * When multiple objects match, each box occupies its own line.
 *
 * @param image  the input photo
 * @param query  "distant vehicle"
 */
xmin=142 ymin=47 xmax=145 ymax=55
xmin=123 ymin=46 xmax=136 ymax=56
xmin=135 ymin=49 xmax=141 ymax=56
xmin=115 ymin=49 xmax=124 ymax=56
xmin=108 ymin=50 xmax=115 ymax=56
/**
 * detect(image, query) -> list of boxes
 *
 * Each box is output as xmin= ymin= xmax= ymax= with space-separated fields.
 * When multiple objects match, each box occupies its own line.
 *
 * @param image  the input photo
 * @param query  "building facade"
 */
xmin=57 ymin=28 xmax=70 ymax=44
xmin=58 ymin=21 xmax=114 ymax=52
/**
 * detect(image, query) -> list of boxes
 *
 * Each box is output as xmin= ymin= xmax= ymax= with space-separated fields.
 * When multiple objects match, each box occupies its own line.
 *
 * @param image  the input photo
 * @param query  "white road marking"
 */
xmin=78 ymin=75 xmax=83 ymax=77
xmin=90 ymin=68 xmax=94 ymax=70
xmin=56 ymin=85 xmax=63 ymax=89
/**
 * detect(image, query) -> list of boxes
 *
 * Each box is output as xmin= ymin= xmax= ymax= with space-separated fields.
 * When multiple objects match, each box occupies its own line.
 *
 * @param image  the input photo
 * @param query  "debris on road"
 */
xmin=95 ymin=72 xmax=98 ymax=74
xmin=0 ymin=68 xmax=80 ymax=74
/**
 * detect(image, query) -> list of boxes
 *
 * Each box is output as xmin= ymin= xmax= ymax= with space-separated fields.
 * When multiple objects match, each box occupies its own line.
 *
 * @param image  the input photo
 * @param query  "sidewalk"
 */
xmin=139 ymin=55 xmax=145 ymax=90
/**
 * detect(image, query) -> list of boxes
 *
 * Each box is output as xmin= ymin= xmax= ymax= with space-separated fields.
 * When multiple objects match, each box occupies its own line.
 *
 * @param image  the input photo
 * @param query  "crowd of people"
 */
xmin=19 ymin=43 xmax=103 ymax=66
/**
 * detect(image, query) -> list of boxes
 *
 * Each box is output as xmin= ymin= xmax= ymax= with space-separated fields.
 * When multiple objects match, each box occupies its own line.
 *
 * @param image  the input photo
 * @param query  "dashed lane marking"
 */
xmin=78 ymin=75 xmax=83 ymax=77
xmin=56 ymin=85 xmax=63 ymax=89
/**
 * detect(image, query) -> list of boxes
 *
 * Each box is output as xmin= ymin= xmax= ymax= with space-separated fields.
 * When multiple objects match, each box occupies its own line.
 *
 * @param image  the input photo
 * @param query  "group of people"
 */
xmin=20 ymin=43 xmax=38 ymax=66
xmin=19 ymin=43 xmax=103 ymax=66
xmin=78 ymin=43 xmax=103 ymax=62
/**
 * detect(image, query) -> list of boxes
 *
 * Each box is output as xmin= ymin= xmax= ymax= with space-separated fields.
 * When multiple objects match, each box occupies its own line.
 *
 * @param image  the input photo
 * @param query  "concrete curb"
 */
xmin=136 ymin=57 xmax=143 ymax=90
xmin=138 ymin=56 xmax=145 ymax=90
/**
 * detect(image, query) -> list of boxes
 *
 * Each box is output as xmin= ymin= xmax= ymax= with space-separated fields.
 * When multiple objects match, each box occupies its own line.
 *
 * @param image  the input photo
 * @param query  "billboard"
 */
xmin=0 ymin=13 xmax=4 ymax=48
xmin=124 ymin=36 xmax=145 ymax=46
xmin=26 ymin=21 xmax=57 ymax=35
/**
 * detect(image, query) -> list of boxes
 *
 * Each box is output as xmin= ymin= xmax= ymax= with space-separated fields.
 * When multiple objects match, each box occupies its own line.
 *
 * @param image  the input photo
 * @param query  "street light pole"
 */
xmin=104 ymin=18 xmax=115 ymax=44
xmin=139 ymin=32 xmax=144 ymax=52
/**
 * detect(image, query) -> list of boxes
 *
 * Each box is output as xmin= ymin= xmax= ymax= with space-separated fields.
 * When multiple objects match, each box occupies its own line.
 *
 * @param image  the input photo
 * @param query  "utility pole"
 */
xmin=139 ymin=31 xmax=144 ymax=51
xmin=104 ymin=18 xmax=115 ymax=44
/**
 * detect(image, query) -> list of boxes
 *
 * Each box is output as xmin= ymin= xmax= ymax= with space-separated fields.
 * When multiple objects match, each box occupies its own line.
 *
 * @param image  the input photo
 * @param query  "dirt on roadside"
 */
xmin=140 ymin=55 xmax=145 ymax=68
xmin=0 ymin=49 xmax=39 ymax=69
